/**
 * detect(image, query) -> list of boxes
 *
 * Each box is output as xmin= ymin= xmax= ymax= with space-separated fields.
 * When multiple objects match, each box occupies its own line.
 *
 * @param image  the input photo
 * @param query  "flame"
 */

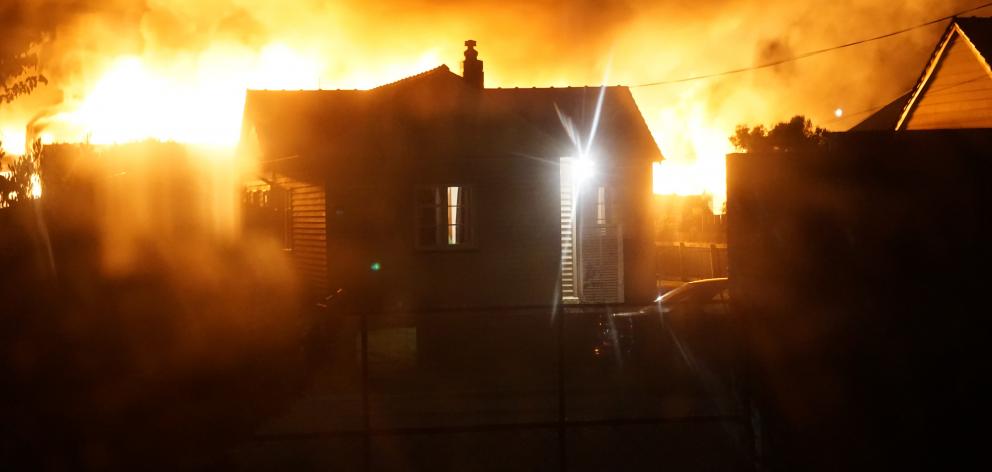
xmin=1 ymin=127 xmax=28 ymax=156
xmin=44 ymin=44 xmax=302 ymax=148
xmin=33 ymin=42 xmax=441 ymax=150
xmin=650 ymin=104 xmax=732 ymax=213
xmin=29 ymin=173 xmax=42 ymax=198
xmin=4 ymin=38 xmax=731 ymax=213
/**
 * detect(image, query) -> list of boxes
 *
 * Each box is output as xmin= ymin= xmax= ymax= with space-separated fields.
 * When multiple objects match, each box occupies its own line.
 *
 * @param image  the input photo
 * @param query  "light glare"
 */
xmin=575 ymin=158 xmax=595 ymax=183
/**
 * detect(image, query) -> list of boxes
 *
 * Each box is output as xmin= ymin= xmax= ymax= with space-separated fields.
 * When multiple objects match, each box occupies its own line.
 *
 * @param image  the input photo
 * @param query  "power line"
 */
xmin=824 ymin=74 xmax=987 ymax=126
xmin=632 ymin=1 xmax=992 ymax=88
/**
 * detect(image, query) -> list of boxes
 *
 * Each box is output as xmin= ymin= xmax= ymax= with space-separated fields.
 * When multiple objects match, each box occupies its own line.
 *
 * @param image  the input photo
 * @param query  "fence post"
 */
xmin=678 ymin=242 xmax=687 ymax=282
xmin=557 ymin=303 xmax=567 ymax=472
xmin=361 ymin=310 xmax=370 ymax=472
xmin=710 ymin=244 xmax=718 ymax=278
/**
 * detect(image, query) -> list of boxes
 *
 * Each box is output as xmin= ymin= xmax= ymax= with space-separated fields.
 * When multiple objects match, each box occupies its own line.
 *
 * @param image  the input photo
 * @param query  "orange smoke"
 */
xmin=1 ymin=0 xmax=974 ymax=216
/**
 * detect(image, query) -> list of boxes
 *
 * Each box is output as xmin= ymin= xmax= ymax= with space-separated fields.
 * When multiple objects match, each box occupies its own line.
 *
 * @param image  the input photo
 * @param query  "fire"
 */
xmin=29 ymin=173 xmax=41 ymax=198
xmin=5 ymin=35 xmax=729 ymax=213
xmin=32 ymin=42 xmax=442 ymax=150
xmin=650 ymin=104 xmax=732 ymax=214
xmin=1 ymin=126 xmax=27 ymax=157
xmin=40 ymin=44 xmax=305 ymax=148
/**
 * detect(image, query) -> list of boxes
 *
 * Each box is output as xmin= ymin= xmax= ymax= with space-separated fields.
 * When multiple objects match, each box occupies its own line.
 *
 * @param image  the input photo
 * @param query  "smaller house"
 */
xmin=240 ymin=41 xmax=663 ymax=312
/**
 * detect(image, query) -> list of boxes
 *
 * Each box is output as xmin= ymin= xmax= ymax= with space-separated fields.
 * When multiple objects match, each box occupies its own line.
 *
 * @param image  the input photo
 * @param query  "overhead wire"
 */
xmin=823 ymin=75 xmax=988 ymax=126
xmin=631 ymin=1 xmax=992 ymax=88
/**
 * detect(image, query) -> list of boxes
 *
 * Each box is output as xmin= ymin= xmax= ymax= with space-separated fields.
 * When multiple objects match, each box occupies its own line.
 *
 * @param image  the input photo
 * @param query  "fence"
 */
xmin=656 ymin=242 xmax=729 ymax=281
xmin=243 ymin=303 xmax=753 ymax=471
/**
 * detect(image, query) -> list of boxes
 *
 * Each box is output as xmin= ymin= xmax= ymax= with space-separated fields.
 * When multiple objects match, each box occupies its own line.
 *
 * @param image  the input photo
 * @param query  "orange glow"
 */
xmin=1 ymin=127 xmax=28 ymax=156
xmin=650 ymin=104 xmax=732 ymax=213
xmin=31 ymin=43 xmax=442 ymax=150
xmin=30 ymin=173 xmax=42 ymax=198
xmin=4 ymin=40 xmax=732 ymax=212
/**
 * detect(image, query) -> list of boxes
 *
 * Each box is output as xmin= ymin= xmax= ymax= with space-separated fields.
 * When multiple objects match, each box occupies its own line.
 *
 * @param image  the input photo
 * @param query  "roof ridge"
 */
xmin=897 ymin=17 xmax=992 ymax=129
xmin=372 ymin=64 xmax=452 ymax=90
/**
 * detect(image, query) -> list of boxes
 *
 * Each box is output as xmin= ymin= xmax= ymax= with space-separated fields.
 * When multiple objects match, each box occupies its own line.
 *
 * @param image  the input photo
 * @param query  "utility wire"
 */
xmin=632 ymin=1 xmax=992 ymax=87
xmin=823 ymin=74 xmax=988 ymax=126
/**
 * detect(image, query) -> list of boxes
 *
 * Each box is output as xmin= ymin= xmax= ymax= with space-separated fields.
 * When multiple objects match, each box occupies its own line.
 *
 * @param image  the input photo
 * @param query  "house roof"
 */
xmin=849 ymin=92 xmax=911 ymax=131
xmin=894 ymin=16 xmax=992 ymax=130
xmin=241 ymin=65 xmax=663 ymax=177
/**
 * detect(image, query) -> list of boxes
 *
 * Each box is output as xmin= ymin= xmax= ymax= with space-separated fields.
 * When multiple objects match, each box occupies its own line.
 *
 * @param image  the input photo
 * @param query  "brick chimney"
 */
xmin=462 ymin=40 xmax=484 ymax=89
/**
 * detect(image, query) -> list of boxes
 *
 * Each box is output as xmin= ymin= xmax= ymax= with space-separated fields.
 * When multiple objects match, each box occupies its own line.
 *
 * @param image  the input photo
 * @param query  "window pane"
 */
xmin=447 ymin=224 xmax=459 ymax=245
xmin=418 ymin=207 xmax=438 ymax=227
xmin=447 ymin=186 xmax=461 ymax=206
xmin=418 ymin=225 xmax=438 ymax=246
xmin=417 ymin=185 xmax=472 ymax=247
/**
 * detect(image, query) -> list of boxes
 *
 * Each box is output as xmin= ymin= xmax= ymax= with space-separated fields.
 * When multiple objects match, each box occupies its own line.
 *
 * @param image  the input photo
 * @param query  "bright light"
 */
xmin=574 ymin=158 xmax=595 ymax=183
xmin=29 ymin=173 xmax=41 ymax=199
xmin=834 ymin=107 xmax=844 ymax=118
xmin=1 ymin=127 xmax=26 ymax=156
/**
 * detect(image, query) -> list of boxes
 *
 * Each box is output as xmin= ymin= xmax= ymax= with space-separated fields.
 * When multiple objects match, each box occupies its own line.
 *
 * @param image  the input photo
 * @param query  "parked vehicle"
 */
xmin=606 ymin=278 xmax=732 ymax=367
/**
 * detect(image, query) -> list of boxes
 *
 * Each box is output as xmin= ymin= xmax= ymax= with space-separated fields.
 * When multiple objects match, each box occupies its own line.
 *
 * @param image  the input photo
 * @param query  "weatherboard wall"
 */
xmin=905 ymin=33 xmax=992 ymax=129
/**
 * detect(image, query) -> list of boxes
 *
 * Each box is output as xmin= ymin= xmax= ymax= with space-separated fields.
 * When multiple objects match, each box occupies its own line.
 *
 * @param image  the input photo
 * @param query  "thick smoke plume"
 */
xmin=1 ymin=0 xmax=988 ymax=204
xmin=2 ymin=1 xmax=986 ymax=137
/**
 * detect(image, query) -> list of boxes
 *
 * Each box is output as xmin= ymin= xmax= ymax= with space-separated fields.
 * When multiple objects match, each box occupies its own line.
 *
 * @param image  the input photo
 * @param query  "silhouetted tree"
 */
xmin=1 ymin=3 xmax=52 ymax=104
xmin=731 ymin=115 xmax=827 ymax=153
xmin=0 ymin=139 xmax=41 ymax=207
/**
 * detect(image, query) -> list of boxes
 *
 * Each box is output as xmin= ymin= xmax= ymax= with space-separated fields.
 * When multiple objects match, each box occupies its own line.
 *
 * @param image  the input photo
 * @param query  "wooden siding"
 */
xmin=906 ymin=34 xmax=992 ymax=130
xmin=275 ymin=176 xmax=328 ymax=297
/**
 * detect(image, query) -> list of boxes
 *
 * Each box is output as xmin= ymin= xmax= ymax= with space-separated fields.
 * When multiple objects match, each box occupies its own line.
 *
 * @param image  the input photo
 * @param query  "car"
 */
xmin=654 ymin=277 xmax=729 ymax=309
xmin=606 ymin=278 xmax=732 ymax=364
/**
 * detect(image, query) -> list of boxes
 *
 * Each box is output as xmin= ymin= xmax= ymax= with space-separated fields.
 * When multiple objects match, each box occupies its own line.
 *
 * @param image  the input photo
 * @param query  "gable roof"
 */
xmin=849 ymin=92 xmax=911 ymax=131
xmin=895 ymin=17 xmax=992 ymax=130
xmin=241 ymin=66 xmax=663 ymax=177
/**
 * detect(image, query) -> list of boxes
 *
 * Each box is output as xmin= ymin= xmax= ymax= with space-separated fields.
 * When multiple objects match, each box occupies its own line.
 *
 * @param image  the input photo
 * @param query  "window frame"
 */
xmin=414 ymin=183 xmax=477 ymax=251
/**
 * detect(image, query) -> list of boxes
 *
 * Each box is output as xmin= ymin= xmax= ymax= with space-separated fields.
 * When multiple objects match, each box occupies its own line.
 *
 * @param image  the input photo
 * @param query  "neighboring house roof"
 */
xmin=241 ymin=64 xmax=662 ymax=177
xmin=850 ymin=92 xmax=911 ymax=131
xmin=894 ymin=16 xmax=992 ymax=130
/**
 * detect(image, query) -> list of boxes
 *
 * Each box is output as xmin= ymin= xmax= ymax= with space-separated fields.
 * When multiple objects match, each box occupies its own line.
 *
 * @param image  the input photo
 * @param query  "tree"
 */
xmin=0 ymin=139 xmax=41 ymax=208
xmin=0 ymin=1 xmax=61 ymax=105
xmin=731 ymin=115 xmax=827 ymax=153
xmin=0 ymin=54 xmax=47 ymax=104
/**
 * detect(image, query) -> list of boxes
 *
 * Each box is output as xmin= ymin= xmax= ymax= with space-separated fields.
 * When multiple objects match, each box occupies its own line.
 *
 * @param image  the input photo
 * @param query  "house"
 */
xmin=239 ymin=41 xmax=663 ymax=312
xmin=853 ymin=16 xmax=992 ymax=131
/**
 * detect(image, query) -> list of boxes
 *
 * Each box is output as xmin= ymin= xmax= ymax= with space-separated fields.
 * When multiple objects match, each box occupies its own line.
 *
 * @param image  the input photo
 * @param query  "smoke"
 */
xmin=0 ymin=0 xmax=988 ymax=168
xmin=3 ymin=1 xmax=986 ymax=128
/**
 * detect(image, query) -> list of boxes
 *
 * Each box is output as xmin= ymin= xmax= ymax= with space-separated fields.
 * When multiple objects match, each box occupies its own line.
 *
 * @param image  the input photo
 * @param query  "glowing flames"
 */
xmin=5 ymin=39 xmax=730 ymax=214
xmin=650 ymin=105 xmax=732 ymax=213
xmin=29 ymin=173 xmax=41 ymax=198
xmin=30 ymin=43 xmax=442 ymax=150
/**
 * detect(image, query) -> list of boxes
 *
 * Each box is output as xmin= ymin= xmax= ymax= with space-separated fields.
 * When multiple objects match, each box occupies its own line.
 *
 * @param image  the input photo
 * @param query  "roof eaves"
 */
xmin=896 ymin=21 xmax=958 ymax=130
xmin=953 ymin=19 xmax=992 ymax=83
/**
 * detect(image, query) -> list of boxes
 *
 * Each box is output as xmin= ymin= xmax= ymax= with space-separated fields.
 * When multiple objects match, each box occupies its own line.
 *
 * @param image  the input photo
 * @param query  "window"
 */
xmin=417 ymin=185 xmax=473 ymax=248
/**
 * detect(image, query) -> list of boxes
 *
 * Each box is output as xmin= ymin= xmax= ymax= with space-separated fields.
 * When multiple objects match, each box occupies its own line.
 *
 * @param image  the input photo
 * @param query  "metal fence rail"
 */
xmin=248 ymin=302 xmax=753 ymax=471
xmin=656 ymin=242 xmax=729 ymax=281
